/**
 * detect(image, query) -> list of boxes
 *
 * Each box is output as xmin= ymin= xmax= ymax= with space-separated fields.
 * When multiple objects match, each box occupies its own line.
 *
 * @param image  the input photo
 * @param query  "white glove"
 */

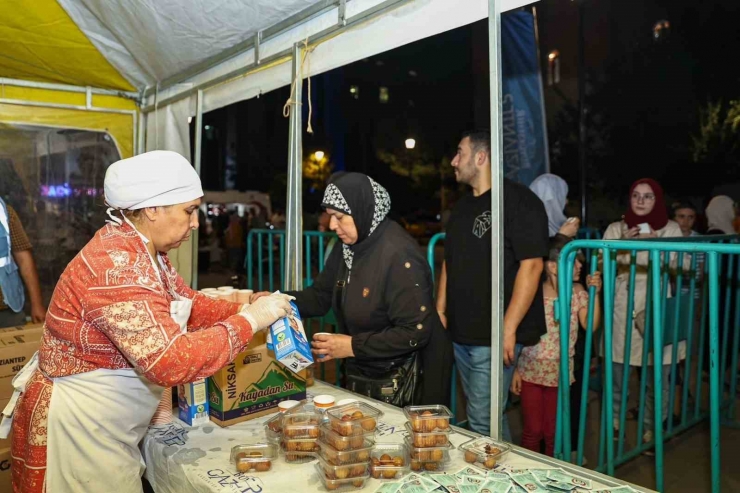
xmin=238 ymin=293 xmax=294 ymax=331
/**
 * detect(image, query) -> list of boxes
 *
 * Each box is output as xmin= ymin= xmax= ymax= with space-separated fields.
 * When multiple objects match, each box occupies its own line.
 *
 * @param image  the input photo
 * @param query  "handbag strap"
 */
xmin=332 ymin=261 xmax=349 ymax=334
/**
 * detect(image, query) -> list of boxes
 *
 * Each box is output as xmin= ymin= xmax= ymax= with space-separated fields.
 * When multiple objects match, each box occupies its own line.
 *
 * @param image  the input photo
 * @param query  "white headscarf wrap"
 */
xmin=529 ymin=173 xmax=569 ymax=236
xmin=104 ymin=151 xmax=203 ymax=224
xmin=706 ymin=195 xmax=736 ymax=235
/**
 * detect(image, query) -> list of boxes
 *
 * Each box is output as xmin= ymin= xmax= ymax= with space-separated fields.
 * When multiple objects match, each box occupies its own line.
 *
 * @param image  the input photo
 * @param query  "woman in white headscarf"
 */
xmin=6 ymin=151 xmax=292 ymax=493
xmin=529 ymin=173 xmax=580 ymax=238
xmin=705 ymin=195 xmax=738 ymax=235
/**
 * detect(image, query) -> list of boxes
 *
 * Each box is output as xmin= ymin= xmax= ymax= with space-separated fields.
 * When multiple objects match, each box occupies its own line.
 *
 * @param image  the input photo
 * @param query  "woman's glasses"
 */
xmin=631 ymin=193 xmax=655 ymax=202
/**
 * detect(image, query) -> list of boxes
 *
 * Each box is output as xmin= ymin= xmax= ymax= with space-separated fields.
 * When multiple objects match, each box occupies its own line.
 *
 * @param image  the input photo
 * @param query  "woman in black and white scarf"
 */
xmin=253 ymin=172 xmax=451 ymax=407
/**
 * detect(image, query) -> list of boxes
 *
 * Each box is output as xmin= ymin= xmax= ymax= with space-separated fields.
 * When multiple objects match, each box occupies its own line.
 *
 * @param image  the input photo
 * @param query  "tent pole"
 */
xmin=285 ymin=43 xmax=304 ymax=291
xmin=0 ymin=98 xmax=136 ymax=116
xmin=0 ymin=77 xmax=138 ymax=100
xmin=489 ymin=0 xmax=504 ymax=441
xmin=191 ymin=89 xmax=204 ymax=290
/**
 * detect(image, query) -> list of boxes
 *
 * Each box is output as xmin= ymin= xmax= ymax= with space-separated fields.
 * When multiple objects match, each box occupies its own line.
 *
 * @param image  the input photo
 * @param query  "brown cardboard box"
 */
xmin=0 ymin=331 xmax=43 ymax=400
xmin=0 ymin=399 xmax=8 ymax=450
xmin=0 ymin=447 xmax=10 ymax=493
xmin=208 ymin=343 xmax=306 ymax=427
xmin=0 ymin=323 xmax=43 ymax=334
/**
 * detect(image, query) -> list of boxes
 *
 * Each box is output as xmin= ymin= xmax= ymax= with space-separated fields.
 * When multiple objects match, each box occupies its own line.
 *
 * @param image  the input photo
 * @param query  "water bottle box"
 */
xmin=178 ymin=379 xmax=209 ymax=426
xmin=267 ymin=301 xmax=313 ymax=374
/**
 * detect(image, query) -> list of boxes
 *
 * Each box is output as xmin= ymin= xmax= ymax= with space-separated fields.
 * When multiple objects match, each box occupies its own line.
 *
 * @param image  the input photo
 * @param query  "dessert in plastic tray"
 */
xmin=326 ymin=402 xmax=383 ymax=436
xmin=282 ymin=437 xmax=320 ymax=454
xmin=369 ymin=443 xmax=410 ymax=480
xmin=319 ymin=424 xmax=374 ymax=451
xmin=403 ymin=422 xmax=451 ymax=447
xmin=283 ymin=451 xmax=317 ymax=464
xmin=314 ymin=463 xmax=370 ymax=491
xmin=264 ymin=413 xmax=283 ymax=444
xmin=283 ymin=411 xmax=322 ymax=427
xmin=283 ymin=421 xmax=320 ymax=439
xmin=458 ymin=436 xmax=511 ymax=469
xmin=230 ymin=443 xmax=278 ymax=473
xmin=316 ymin=437 xmax=374 ymax=465
xmin=317 ymin=455 xmax=369 ymax=479
xmin=403 ymin=404 xmax=453 ymax=432
xmin=404 ymin=436 xmax=452 ymax=470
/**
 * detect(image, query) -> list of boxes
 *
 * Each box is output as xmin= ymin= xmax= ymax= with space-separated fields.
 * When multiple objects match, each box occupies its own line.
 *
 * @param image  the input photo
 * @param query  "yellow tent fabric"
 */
xmin=0 ymin=102 xmax=134 ymax=158
xmin=0 ymin=0 xmax=134 ymax=91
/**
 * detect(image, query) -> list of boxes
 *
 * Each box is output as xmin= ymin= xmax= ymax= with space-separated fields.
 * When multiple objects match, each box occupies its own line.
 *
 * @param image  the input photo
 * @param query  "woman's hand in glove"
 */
xmin=238 ymin=293 xmax=293 ymax=331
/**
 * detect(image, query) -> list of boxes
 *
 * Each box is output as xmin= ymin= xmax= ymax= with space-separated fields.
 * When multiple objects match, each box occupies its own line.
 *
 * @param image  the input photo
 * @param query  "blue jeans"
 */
xmin=454 ymin=342 xmax=523 ymax=441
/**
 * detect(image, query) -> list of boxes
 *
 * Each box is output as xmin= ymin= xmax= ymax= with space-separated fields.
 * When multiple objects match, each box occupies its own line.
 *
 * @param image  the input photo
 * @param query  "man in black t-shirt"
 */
xmin=436 ymin=129 xmax=548 ymax=440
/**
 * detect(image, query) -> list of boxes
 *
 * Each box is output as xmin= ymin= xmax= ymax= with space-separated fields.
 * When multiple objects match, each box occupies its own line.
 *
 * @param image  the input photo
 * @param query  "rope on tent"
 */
xmin=283 ymin=38 xmax=316 ymax=134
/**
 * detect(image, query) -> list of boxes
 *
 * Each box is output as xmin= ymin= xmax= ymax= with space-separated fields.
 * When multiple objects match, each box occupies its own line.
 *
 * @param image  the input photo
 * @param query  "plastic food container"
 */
xmin=317 ymin=455 xmax=369 ymax=479
xmin=369 ymin=443 xmax=410 ymax=480
xmin=230 ymin=443 xmax=278 ymax=473
xmin=404 ymin=437 xmax=452 ymax=472
xmin=326 ymin=402 xmax=383 ymax=436
xmin=283 ymin=411 xmax=322 ymax=427
xmin=404 ymin=404 xmax=453 ymax=433
xmin=264 ymin=413 xmax=283 ymax=443
xmin=458 ymin=436 xmax=511 ymax=470
xmin=319 ymin=424 xmax=374 ymax=451
xmin=316 ymin=437 xmax=374 ymax=465
xmin=314 ymin=463 xmax=370 ymax=491
xmin=283 ymin=421 xmax=321 ymax=439
xmin=283 ymin=451 xmax=317 ymax=464
xmin=282 ymin=437 xmax=320 ymax=454
xmin=403 ymin=422 xmax=451 ymax=447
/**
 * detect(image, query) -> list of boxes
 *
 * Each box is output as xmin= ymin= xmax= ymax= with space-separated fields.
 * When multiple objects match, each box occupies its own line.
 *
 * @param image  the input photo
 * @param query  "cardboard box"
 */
xmin=0 ymin=447 xmax=9 ymax=493
xmin=0 ymin=399 xmax=8 ymax=450
xmin=267 ymin=302 xmax=313 ymax=374
xmin=0 ymin=330 xmax=43 ymax=400
xmin=0 ymin=323 xmax=43 ymax=334
xmin=177 ymin=379 xmax=209 ymax=426
xmin=208 ymin=343 xmax=306 ymax=427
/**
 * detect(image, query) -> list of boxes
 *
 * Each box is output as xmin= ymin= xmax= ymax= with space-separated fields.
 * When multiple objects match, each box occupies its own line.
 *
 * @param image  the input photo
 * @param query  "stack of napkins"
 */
xmin=373 ymin=465 xmax=641 ymax=493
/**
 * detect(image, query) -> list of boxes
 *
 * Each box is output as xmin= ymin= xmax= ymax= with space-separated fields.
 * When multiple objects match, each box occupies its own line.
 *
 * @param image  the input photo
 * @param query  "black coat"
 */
xmin=289 ymin=220 xmax=452 ymax=406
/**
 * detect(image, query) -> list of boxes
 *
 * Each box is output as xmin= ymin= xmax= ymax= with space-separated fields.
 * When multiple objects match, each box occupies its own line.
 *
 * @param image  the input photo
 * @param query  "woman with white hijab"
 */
xmin=705 ymin=195 xmax=737 ymax=235
xmin=5 ymin=151 xmax=292 ymax=493
xmin=529 ymin=173 xmax=580 ymax=238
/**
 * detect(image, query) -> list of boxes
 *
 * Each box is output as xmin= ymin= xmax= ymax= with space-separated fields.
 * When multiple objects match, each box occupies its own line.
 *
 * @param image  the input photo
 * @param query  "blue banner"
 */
xmin=501 ymin=11 xmax=549 ymax=186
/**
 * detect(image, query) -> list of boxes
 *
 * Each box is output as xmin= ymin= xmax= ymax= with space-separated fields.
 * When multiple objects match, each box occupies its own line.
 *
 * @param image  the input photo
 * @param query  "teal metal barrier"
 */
xmin=555 ymin=236 xmax=740 ymax=493
xmin=245 ymin=229 xmax=340 ymax=384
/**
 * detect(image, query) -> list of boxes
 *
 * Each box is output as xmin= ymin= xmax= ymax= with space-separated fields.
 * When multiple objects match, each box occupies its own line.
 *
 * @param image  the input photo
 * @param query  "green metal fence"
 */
xmin=245 ymin=229 xmax=341 ymax=384
xmin=556 ymin=236 xmax=740 ymax=493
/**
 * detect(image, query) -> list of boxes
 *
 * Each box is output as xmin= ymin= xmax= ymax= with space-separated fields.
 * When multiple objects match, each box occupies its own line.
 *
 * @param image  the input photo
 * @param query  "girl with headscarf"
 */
xmin=602 ymin=178 xmax=683 ymax=448
xmin=529 ymin=173 xmax=579 ymax=237
xmin=6 ymin=151 xmax=291 ymax=493
xmin=252 ymin=173 xmax=451 ymax=407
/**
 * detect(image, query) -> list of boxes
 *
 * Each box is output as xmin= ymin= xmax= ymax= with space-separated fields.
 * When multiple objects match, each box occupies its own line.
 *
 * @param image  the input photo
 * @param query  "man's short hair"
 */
xmin=461 ymin=129 xmax=491 ymax=158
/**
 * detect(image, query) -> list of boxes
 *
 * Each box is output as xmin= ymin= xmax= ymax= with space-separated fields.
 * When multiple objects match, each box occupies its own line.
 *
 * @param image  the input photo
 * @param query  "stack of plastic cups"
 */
xmin=236 ymin=289 xmax=253 ymax=305
xmin=217 ymin=286 xmax=236 ymax=302
xmin=199 ymin=288 xmax=219 ymax=299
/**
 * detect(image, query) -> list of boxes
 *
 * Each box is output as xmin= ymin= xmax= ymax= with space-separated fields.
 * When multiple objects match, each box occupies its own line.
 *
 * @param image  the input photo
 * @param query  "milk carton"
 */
xmin=178 ymin=379 xmax=210 ymax=426
xmin=267 ymin=301 xmax=313 ymax=374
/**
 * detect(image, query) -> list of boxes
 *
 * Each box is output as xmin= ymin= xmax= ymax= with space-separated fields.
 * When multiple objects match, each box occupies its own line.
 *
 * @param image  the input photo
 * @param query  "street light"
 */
xmin=314 ymin=150 xmax=325 ymax=160
xmin=405 ymin=138 xmax=416 ymax=150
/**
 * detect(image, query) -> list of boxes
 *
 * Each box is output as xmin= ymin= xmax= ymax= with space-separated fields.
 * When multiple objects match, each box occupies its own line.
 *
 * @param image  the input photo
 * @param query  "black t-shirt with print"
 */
xmin=444 ymin=179 xmax=549 ymax=346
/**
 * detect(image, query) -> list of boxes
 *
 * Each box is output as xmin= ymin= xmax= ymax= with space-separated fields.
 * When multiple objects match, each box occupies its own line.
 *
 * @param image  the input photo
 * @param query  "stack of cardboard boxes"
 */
xmin=0 ymin=323 xmax=44 ymax=493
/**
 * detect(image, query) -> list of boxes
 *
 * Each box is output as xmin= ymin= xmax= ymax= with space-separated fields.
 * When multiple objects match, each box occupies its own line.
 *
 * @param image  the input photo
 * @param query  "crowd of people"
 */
xmin=1 ymin=134 xmax=738 ymax=491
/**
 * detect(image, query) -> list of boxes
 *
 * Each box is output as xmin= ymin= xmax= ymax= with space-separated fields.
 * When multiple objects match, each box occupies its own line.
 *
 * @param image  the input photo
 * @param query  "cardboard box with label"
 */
xmin=0 ymin=330 xmax=43 ymax=401
xmin=208 ymin=342 xmax=306 ymax=427
xmin=0 ymin=447 xmax=10 ymax=493
xmin=266 ymin=301 xmax=313 ymax=374
xmin=178 ymin=379 xmax=209 ymax=426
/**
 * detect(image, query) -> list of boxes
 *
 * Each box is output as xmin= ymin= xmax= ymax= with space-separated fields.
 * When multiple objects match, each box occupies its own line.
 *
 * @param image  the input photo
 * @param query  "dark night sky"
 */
xmin=198 ymin=0 xmax=740 ymax=221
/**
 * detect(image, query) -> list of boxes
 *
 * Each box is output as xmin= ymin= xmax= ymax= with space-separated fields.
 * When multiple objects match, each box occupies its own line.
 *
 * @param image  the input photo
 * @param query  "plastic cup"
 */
xmin=313 ymin=395 xmax=335 ymax=410
xmin=237 ymin=289 xmax=253 ymax=304
xmin=278 ymin=400 xmax=301 ymax=413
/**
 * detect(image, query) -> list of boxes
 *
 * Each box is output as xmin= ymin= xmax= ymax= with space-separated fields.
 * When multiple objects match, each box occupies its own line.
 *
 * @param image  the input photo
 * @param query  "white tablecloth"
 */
xmin=142 ymin=381 xmax=654 ymax=493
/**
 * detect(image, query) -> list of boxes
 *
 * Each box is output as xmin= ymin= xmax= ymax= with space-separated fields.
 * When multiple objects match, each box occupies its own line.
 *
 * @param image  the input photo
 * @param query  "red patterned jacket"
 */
xmin=11 ymin=221 xmax=254 ymax=492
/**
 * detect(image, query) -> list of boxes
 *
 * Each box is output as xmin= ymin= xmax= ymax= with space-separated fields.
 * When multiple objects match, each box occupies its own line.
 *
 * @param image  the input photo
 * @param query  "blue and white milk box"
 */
xmin=267 ymin=301 xmax=314 ymax=374
xmin=178 ymin=379 xmax=210 ymax=426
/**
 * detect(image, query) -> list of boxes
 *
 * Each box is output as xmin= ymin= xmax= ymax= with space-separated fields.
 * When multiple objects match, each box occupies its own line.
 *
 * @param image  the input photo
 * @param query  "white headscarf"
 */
xmin=104 ymin=151 xmax=203 ymax=224
xmin=529 ymin=173 xmax=568 ymax=236
xmin=706 ymin=195 xmax=736 ymax=234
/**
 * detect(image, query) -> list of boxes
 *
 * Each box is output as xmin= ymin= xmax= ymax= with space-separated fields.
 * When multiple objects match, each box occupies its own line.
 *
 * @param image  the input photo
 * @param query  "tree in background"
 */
xmin=303 ymin=152 xmax=334 ymax=192
xmin=692 ymin=100 xmax=740 ymax=182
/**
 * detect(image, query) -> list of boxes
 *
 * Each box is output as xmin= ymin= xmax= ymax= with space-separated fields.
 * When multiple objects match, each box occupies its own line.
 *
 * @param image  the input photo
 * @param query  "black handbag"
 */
xmin=332 ymin=261 xmax=423 ymax=407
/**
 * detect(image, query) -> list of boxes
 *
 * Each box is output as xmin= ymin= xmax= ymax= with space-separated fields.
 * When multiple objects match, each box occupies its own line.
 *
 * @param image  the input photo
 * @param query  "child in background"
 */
xmin=511 ymin=235 xmax=602 ymax=456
